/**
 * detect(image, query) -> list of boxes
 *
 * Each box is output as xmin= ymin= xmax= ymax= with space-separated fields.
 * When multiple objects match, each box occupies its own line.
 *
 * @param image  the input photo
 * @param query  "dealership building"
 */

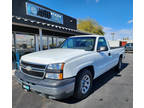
xmin=12 ymin=0 xmax=90 ymax=68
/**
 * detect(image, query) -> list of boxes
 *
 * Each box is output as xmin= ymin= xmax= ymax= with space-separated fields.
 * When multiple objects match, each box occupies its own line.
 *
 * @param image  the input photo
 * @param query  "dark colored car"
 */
xmin=125 ymin=43 xmax=133 ymax=52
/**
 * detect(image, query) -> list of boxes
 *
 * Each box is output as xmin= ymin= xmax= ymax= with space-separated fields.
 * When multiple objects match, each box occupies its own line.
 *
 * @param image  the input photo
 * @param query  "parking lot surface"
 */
xmin=12 ymin=53 xmax=133 ymax=108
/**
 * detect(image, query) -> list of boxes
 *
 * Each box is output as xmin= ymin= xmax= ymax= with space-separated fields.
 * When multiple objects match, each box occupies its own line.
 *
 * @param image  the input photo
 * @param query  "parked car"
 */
xmin=15 ymin=35 xmax=125 ymax=100
xmin=125 ymin=43 xmax=133 ymax=52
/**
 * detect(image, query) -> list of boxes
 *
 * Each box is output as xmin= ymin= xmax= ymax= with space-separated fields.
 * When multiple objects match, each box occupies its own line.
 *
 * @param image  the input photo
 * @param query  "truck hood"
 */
xmin=21 ymin=48 xmax=91 ymax=64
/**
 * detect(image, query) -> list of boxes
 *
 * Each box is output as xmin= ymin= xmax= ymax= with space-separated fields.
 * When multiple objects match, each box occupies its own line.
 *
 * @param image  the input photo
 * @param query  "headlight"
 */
xmin=45 ymin=63 xmax=64 ymax=80
xmin=45 ymin=73 xmax=63 ymax=80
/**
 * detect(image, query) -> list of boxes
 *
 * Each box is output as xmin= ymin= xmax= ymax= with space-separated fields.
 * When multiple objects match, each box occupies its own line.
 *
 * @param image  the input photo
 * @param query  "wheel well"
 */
xmin=77 ymin=66 xmax=95 ymax=78
xmin=120 ymin=54 xmax=123 ymax=59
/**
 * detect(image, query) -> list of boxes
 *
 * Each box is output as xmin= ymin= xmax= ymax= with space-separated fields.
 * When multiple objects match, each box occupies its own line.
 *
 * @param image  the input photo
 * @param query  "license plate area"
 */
xmin=22 ymin=84 xmax=30 ymax=91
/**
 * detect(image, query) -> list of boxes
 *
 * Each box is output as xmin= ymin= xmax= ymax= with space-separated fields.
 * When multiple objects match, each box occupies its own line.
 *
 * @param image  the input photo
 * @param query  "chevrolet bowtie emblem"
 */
xmin=25 ymin=66 xmax=32 ymax=71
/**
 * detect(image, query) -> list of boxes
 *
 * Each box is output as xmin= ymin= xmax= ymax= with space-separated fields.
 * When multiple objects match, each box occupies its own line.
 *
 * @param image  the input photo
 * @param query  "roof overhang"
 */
xmin=12 ymin=16 xmax=91 ymax=37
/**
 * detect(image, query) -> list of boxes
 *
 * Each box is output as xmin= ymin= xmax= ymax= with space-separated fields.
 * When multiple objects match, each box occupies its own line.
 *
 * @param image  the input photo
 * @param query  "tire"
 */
xmin=115 ymin=57 xmax=122 ymax=71
xmin=73 ymin=69 xmax=93 ymax=99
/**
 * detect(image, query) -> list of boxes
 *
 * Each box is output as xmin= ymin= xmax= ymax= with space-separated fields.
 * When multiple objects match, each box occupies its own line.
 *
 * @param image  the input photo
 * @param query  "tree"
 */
xmin=77 ymin=18 xmax=104 ymax=35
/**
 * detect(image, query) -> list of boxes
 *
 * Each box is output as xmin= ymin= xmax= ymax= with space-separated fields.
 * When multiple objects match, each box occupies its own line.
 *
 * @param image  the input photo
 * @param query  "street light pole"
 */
xmin=111 ymin=32 xmax=115 ymax=41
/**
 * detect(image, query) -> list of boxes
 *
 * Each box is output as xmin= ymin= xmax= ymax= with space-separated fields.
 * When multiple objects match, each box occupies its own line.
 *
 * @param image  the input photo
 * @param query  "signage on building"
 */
xmin=26 ymin=2 xmax=63 ymax=24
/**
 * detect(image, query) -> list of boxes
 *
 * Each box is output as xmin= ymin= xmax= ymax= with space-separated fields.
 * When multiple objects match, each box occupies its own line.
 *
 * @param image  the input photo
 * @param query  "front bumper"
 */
xmin=15 ymin=71 xmax=75 ymax=99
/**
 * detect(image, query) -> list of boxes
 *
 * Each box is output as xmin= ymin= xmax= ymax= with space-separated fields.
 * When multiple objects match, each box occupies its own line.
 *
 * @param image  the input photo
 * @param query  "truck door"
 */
xmin=94 ymin=37 xmax=112 ymax=76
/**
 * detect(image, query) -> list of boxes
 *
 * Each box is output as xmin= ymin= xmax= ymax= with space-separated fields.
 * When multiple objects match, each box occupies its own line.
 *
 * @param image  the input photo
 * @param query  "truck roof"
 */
xmin=70 ymin=35 xmax=104 ymax=38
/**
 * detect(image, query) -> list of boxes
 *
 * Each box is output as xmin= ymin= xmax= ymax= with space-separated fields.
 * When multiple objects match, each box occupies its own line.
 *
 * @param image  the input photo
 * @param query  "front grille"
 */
xmin=21 ymin=61 xmax=46 ymax=69
xmin=21 ymin=68 xmax=44 ymax=78
xmin=20 ymin=61 xmax=46 ymax=78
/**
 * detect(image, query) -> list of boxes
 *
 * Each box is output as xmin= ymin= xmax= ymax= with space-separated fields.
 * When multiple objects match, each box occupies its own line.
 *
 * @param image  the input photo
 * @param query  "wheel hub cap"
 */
xmin=81 ymin=75 xmax=90 ymax=94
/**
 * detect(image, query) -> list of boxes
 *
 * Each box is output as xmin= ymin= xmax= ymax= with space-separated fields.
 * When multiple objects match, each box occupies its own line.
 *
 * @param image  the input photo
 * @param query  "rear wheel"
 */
xmin=73 ymin=69 xmax=93 ymax=99
xmin=115 ymin=57 xmax=122 ymax=71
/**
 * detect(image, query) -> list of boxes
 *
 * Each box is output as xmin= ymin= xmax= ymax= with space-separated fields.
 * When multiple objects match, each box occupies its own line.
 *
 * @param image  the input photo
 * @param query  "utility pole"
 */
xmin=111 ymin=32 xmax=115 ymax=41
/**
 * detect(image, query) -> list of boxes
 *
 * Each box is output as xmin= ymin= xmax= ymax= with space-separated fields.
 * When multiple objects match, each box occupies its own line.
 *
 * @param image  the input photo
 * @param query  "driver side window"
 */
xmin=97 ymin=37 xmax=108 ymax=51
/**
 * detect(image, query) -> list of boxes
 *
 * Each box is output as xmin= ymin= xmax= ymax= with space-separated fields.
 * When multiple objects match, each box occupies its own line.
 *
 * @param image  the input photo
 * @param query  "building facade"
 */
xmin=12 ymin=0 xmax=90 ymax=69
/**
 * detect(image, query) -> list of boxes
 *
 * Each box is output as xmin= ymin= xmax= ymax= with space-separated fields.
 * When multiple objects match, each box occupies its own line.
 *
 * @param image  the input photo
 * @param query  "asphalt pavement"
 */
xmin=12 ymin=53 xmax=133 ymax=108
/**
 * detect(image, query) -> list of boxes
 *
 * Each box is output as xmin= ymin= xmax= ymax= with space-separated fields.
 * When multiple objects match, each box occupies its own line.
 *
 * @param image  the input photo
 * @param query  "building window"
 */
xmin=16 ymin=34 xmax=35 ymax=58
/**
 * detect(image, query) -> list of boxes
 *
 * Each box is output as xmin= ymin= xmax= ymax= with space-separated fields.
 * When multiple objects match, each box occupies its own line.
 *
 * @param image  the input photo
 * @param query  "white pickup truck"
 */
xmin=15 ymin=35 xmax=125 ymax=99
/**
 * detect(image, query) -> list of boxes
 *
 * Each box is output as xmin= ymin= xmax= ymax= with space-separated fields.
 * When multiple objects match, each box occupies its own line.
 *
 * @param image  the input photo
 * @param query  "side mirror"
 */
xmin=97 ymin=46 xmax=108 ymax=52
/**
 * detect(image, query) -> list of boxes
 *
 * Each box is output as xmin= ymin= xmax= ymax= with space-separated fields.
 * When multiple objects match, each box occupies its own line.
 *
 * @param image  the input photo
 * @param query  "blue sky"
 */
xmin=30 ymin=0 xmax=133 ymax=40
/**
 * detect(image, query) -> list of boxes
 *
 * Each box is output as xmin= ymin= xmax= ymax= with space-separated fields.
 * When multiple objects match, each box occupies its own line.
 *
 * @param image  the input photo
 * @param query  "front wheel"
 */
xmin=73 ymin=69 xmax=93 ymax=99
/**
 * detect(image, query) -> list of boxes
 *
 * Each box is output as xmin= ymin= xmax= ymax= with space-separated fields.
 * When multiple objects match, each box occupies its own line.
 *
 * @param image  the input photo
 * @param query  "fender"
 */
xmin=74 ymin=61 xmax=94 ymax=77
xmin=63 ymin=54 xmax=96 ymax=78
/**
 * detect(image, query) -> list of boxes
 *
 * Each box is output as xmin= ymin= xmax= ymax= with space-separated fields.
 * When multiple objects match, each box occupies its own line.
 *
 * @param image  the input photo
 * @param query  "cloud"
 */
xmin=96 ymin=0 xmax=99 ymax=3
xmin=103 ymin=26 xmax=113 ymax=32
xmin=128 ymin=19 xmax=133 ymax=24
xmin=86 ymin=0 xmax=99 ymax=3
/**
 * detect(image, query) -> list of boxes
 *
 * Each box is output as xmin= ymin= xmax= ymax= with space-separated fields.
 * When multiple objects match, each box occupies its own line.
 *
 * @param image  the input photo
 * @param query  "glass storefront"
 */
xmin=49 ymin=37 xmax=65 ymax=48
xmin=42 ymin=36 xmax=49 ymax=50
xmin=16 ymin=34 xmax=35 ymax=58
xmin=42 ymin=36 xmax=65 ymax=49
xmin=57 ymin=38 xmax=65 ymax=46
xmin=12 ymin=34 xmax=36 ymax=69
xmin=12 ymin=34 xmax=66 ymax=69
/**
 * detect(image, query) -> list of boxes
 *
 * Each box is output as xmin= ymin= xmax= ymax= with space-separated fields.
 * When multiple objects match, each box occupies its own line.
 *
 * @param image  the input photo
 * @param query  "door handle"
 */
xmin=108 ymin=53 xmax=111 ymax=56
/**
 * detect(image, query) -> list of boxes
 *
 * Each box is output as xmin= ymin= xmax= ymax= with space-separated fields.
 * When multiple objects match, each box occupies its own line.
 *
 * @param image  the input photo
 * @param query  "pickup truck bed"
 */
xmin=110 ymin=46 xmax=124 ymax=49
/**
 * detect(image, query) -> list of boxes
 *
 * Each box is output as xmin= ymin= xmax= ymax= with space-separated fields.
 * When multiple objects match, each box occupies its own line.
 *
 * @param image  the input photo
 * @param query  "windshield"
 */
xmin=126 ymin=43 xmax=133 ymax=47
xmin=60 ymin=37 xmax=96 ymax=51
